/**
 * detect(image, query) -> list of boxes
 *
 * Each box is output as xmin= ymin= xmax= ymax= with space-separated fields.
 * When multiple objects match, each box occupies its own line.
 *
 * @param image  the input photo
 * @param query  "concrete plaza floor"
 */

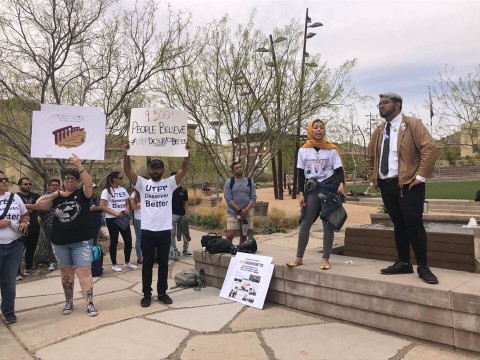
xmin=1 ymin=228 xmax=479 ymax=360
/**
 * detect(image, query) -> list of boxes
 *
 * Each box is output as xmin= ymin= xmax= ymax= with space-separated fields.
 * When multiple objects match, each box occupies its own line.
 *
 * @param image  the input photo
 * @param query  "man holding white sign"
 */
xmin=123 ymin=144 xmax=190 ymax=307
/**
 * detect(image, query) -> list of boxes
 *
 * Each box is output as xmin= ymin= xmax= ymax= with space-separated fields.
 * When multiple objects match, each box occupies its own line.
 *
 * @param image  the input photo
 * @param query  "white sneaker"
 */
xmin=125 ymin=262 xmax=138 ymax=270
xmin=111 ymin=265 xmax=122 ymax=272
xmin=48 ymin=263 xmax=57 ymax=271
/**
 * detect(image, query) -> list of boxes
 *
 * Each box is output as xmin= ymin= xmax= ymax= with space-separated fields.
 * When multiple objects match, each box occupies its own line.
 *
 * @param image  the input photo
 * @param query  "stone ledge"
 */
xmin=194 ymin=249 xmax=480 ymax=353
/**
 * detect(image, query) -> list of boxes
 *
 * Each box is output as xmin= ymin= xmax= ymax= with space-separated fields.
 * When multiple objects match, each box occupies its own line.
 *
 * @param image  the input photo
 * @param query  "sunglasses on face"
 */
xmin=0 ymin=178 xmax=8 ymax=183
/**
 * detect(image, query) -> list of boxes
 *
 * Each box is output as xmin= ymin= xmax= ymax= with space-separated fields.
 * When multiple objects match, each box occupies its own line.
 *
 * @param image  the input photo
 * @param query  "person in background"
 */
xmin=100 ymin=171 xmax=137 ymax=272
xmin=16 ymin=177 xmax=41 ymax=276
xmin=224 ymin=162 xmax=256 ymax=246
xmin=129 ymin=189 xmax=143 ymax=264
xmin=37 ymin=178 xmax=61 ymax=272
xmin=0 ymin=171 xmax=29 ymax=324
xmin=367 ymin=92 xmax=439 ymax=284
xmin=89 ymin=184 xmax=103 ymax=245
xmin=286 ymin=119 xmax=346 ymax=270
xmin=170 ymin=171 xmax=192 ymax=257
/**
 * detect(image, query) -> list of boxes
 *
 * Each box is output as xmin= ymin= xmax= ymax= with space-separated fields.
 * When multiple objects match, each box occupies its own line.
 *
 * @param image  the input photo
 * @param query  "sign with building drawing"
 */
xmin=220 ymin=253 xmax=274 ymax=310
xmin=127 ymin=107 xmax=188 ymax=157
xmin=31 ymin=104 xmax=106 ymax=160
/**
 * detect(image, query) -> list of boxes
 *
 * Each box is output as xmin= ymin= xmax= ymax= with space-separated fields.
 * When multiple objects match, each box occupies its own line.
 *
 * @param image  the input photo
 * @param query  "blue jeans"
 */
xmin=0 ymin=240 xmax=23 ymax=317
xmin=133 ymin=218 xmax=142 ymax=260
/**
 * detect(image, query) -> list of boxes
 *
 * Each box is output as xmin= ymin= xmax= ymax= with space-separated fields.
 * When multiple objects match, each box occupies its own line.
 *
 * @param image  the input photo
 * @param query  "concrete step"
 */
xmin=194 ymin=239 xmax=480 ymax=354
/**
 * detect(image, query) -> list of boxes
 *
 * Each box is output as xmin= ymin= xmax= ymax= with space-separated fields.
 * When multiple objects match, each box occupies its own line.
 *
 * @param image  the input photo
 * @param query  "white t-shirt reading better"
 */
xmin=134 ymin=175 xmax=177 ymax=231
xmin=101 ymin=187 xmax=129 ymax=219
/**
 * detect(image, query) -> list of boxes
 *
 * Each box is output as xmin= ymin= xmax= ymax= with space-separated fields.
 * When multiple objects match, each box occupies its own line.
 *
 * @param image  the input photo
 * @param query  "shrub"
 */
xmin=188 ymin=203 xmax=226 ymax=230
xmin=255 ymin=208 xmax=298 ymax=234
xmin=187 ymin=190 xmax=202 ymax=206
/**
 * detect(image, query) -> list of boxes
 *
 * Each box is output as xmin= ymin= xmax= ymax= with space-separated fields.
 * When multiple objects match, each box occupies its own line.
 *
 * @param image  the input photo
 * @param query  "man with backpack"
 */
xmin=224 ymin=162 xmax=257 ymax=245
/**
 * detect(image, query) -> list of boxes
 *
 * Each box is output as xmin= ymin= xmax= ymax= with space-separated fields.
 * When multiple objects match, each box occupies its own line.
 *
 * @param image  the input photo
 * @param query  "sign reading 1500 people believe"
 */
xmin=127 ymin=108 xmax=188 ymax=157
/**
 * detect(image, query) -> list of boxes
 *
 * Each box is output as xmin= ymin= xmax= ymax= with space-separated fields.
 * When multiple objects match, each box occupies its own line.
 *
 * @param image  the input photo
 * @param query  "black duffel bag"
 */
xmin=201 ymin=232 xmax=222 ymax=248
xmin=206 ymin=237 xmax=232 ymax=254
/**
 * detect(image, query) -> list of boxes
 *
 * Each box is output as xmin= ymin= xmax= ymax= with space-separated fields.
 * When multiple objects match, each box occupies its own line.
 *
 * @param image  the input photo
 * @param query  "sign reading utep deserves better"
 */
xmin=128 ymin=108 xmax=188 ymax=157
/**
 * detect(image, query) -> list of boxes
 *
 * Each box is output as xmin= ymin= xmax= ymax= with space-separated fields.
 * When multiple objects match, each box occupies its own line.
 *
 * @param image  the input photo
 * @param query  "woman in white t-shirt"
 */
xmin=286 ymin=119 xmax=346 ymax=270
xmin=129 ymin=189 xmax=142 ymax=264
xmin=100 ymin=171 xmax=137 ymax=272
xmin=0 ymin=171 xmax=29 ymax=324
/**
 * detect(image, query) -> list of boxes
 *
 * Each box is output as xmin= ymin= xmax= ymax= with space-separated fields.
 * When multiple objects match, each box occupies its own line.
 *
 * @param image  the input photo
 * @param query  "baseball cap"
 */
xmin=150 ymin=159 xmax=164 ymax=169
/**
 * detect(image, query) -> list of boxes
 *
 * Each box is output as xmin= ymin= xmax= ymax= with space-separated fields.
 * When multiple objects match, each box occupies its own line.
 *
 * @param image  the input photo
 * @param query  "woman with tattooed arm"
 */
xmin=35 ymin=154 xmax=98 ymax=317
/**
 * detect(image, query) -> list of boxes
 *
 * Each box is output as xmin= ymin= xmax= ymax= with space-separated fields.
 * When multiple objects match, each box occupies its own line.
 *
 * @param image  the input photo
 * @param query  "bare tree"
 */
xmin=157 ymin=13 xmax=359 ymax=200
xmin=0 ymin=0 xmax=199 ymax=184
xmin=432 ymin=65 xmax=480 ymax=154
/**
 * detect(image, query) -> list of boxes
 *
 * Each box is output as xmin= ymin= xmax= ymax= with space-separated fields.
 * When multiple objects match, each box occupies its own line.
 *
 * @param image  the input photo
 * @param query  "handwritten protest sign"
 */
xmin=220 ymin=253 xmax=274 ymax=309
xmin=127 ymin=108 xmax=188 ymax=157
xmin=31 ymin=104 xmax=106 ymax=160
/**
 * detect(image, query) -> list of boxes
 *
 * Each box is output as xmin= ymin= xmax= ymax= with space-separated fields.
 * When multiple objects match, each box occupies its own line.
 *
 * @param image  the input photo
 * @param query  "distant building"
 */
xmin=460 ymin=122 xmax=480 ymax=157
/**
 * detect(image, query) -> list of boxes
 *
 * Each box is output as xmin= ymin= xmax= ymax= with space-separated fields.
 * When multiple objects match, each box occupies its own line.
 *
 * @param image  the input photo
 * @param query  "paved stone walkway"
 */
xmin=1 ymin=229 xmax=479 ymax=359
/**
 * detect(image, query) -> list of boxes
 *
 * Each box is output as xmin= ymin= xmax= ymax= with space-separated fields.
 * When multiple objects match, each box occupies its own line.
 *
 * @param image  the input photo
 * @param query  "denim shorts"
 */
xmin=52 ymin=240 xmax=93 ymax=268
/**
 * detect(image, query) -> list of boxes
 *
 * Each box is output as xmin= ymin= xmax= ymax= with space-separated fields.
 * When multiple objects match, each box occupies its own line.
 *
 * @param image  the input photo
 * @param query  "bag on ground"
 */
xmin=91 ymin=244 xmax=103 ymax=277
xmin=206 ymin=237 xmax=232 ymax=254
xmin=174 ymin=269 xmax=200 ymax=288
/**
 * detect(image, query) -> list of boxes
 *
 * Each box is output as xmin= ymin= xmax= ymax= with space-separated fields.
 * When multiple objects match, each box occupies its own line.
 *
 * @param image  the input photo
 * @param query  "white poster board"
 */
xmin=220 ymin=253 xmax=274 ymax=310
xmin=31 ymin=104 xmax=106 ymax=160
xmin=127 ymin=107 xmax=188 ymax=157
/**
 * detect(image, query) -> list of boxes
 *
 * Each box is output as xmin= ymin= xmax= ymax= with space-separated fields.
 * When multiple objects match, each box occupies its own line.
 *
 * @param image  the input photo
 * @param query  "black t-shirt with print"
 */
xmin=51 ymin=188 xmax=92 ymax=245
xmin=172 ymin=187 xmax=188 ymax=216
xmin=17 ymin=192 xmax=41 ymax=227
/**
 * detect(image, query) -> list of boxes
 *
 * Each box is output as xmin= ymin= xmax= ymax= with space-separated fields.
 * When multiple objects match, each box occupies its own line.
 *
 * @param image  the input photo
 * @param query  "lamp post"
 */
xmin=292 ymin=8 xmax=323 ymax=199
xmin=256 ymin=35 xmax=287 ymax=200
xmin=210 ymin=121 xmax=222 ymax=205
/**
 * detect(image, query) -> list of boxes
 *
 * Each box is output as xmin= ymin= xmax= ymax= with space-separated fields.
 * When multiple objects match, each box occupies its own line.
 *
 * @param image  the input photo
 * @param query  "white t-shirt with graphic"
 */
xmin=297 ymin=147 xmax=342 ymax=182
xmin=134 ymin=175 xmax=177 ymax=231
xmin=0 ymin=192 xmax=28 ymax=244
xmin=101 ymin=187 xmax=129 ymax=219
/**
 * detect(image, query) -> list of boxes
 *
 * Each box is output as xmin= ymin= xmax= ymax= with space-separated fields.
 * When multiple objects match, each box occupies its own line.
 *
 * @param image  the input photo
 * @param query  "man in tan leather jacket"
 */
xmin=367 ymin=92 xmax=439 ymax=284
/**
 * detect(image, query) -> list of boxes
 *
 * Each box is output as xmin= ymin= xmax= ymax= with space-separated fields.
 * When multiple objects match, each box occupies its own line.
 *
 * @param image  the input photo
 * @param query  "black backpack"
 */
xmin=206 ymin=237 xmax=232 ymax=254
xmin=201 ymin=233 xmax=222 ymax=248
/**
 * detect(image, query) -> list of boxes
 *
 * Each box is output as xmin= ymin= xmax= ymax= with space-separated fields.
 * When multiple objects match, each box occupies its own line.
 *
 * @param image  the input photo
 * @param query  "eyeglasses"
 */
xmin=0 ymin=178 xmax=8 ymax=183
xmin=22 ymin=183 xmax=32 ymax=186
xmin=64 ymin=176 xmax=77 ymax=181
xmin=377 ymin=101 xmax=392 ymax=108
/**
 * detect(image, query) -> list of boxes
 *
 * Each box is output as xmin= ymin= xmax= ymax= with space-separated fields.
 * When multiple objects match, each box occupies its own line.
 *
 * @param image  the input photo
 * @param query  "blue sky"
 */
xmin=156 ymin=0 xmax=480 ymax=131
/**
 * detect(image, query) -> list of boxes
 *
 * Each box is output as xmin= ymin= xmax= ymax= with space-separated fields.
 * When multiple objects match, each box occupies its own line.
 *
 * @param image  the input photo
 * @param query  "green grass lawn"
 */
xmin=349 ymin=181 xmax=479 ymax=200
